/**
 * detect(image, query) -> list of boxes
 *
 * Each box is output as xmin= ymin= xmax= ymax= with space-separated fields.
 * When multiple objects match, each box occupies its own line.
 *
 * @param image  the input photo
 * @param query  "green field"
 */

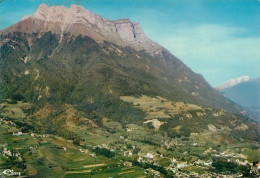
xmin=0 ymin=100 xmax=259 ymax=177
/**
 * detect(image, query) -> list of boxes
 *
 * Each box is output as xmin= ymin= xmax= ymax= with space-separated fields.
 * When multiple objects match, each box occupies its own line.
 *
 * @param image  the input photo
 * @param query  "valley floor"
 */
xmin=0 ymin=100 xmax=259 ymax=177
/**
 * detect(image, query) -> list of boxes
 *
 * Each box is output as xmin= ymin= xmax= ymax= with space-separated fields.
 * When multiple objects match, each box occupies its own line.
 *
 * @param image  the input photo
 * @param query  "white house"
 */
xmin=13 ymin=131 xmax=23 ymax=136
xmin=177 ymin=162 xmax=188 ymax=169
xmin=144 ymin=153 xmax=155 ymax=159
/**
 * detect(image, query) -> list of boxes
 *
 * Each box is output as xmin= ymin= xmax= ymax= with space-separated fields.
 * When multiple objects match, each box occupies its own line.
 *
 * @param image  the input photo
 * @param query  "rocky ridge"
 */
xmin=1 ymin=3 xmax=162 ymax=55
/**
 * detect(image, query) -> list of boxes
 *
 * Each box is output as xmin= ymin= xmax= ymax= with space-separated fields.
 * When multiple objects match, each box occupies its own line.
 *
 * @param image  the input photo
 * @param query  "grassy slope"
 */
xmin=0 ymin=32 xmax=240 ymax=112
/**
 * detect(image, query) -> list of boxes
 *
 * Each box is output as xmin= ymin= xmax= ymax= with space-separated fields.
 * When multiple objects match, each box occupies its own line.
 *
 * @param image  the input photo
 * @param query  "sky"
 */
xmin=0 ymin=0 xmax=259 ymax=86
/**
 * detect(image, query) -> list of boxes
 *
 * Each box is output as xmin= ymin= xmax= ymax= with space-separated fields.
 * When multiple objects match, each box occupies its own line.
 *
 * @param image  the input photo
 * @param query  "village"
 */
xmin=0 ymin=109 xmax=260 ymax=177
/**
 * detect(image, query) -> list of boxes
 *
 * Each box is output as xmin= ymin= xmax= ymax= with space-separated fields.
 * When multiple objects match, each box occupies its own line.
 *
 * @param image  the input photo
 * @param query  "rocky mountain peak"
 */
xmin=17 ymin=3 xmax=162 ymax=55
xmin=37 ymin=3 xmax=49 ymax=12
xmin=25 ymin=3 xmax=101 ymax=25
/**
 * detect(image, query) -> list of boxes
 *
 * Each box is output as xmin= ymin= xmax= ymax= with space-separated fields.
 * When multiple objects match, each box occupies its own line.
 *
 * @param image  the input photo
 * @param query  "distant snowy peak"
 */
xmin=216 ymin=76 xmax=251 ymax=90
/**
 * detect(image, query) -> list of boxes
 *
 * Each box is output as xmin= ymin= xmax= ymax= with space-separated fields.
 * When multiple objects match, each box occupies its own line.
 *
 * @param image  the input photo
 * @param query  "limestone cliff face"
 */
xmin=1 ymin=3 xmax=162 ymax=55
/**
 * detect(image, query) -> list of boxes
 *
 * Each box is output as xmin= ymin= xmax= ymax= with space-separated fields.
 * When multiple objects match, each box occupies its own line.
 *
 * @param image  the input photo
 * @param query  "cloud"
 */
xmin=151 ymin=24 xmax=260 ymax=86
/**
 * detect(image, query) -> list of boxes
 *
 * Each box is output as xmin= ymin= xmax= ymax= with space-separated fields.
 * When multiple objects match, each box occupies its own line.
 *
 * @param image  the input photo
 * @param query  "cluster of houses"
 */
xmin=123 ymin=150 xmax=133 ymax=157
xmin=203 ymin=147 xmax=217 ymax=154
xmin=213 ymin=151 xmax=253 ymax=166
xmin=135 ymin=151 xmax=259 ymax=177
xmin=214 ymin=150 xmax=246 ymax=159
xmin=194 ymin=159 xmax=212 ymax=167
xmin=0 ymin=169 xmax=21 ymax=176
xmin=251 ymin=163 xmax=260 ymax=175
xmin=13 ymin=131 xmax=25 ymax=136
xmin=168 ymin=157 xmax=190 ymax=172
xmin=210 ymin=150 xmax=260 ymax=175
xmin=1 ymin=148 xmax=21 ymax=157
xmin=93 ymin=143 xmax=115 ymax=152
xmin=32 ymin=133 xmax=50 ymax=138
xmin=79 ymin=148 xmax=89 ymax=153
xmin=163 ymin=139 xmax=183 ymax=149
xmin=0 ymin=118 xmax=16 ymax=126
xmin=137 ymin=152 xmax=157 ymax=164
xmin=175 ymin=171 xmax=244 ymax=178
xmin=29 ymin=145 xmax=39 ymax=150
xmin=12 ymin=131 xmax=50 ymax=139
xmin=78 ymin=147 xmax=96 ymax=157
xmin=120 ymin=144 xmax=137 ymax=157
xmin=123 ymin=161 xmax=132 ymax=167
xmin=136 ymin=152 xmax=191 ymax=173
xmin=145 ymin=168 xmax=160 ymax=177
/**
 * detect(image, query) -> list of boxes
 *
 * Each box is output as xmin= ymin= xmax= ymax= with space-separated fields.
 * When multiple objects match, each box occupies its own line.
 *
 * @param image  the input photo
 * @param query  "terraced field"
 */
xmin=120 ymin=95 xmax=204 ymax=119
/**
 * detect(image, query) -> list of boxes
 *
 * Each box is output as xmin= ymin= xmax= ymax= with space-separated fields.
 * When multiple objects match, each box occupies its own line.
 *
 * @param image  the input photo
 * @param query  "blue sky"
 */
xmin=0 ymin=0 xmax=259 ymax=86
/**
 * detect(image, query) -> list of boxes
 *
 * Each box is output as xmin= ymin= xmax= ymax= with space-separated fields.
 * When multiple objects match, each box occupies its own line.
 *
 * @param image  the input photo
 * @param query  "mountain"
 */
xmin=218 ymin=77 xmax=260 ymax=108
xmin=218 ymin=77 xmax=260 ymax=122
xmin=0 ymin=3 xmax=239 ymax=111
xmin=0 ymin=4 xmax=259 ymax=177
xmin=0 ymin=2 xmax=258 ymax=142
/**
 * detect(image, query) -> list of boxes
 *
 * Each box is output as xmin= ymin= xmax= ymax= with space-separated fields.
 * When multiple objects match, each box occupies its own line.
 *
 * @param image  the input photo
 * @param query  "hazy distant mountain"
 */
xmin=218 ymin=77 xmax=260 ymax=108
xmin=217 ymin=77 xmax=260 ymax=122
